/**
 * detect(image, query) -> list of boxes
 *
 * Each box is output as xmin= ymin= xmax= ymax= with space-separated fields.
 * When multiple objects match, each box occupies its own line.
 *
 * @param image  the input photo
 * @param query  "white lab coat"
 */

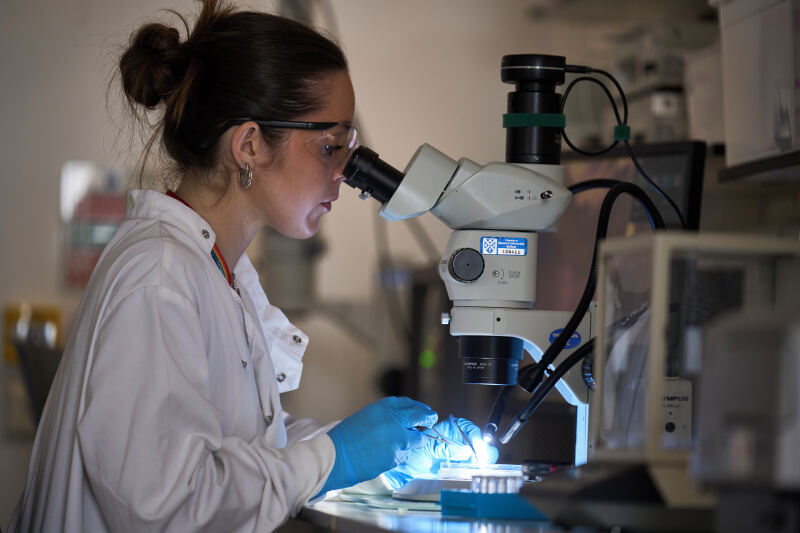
xmin=8 ymin=189 xmax=335 ymax=533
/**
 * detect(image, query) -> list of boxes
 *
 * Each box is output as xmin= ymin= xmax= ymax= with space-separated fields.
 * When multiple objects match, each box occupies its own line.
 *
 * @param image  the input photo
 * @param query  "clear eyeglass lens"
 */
xmin=304 ymin=123 xmax=358 ymax=166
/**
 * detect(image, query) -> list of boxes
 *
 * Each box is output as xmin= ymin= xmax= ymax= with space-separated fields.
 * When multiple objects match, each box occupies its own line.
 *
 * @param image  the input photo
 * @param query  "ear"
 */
xmin=228 ymin=121 xmax=272 ymax=167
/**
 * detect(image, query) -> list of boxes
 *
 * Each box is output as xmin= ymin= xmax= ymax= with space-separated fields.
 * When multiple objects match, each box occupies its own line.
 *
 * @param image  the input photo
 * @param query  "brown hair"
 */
xmin=119 ymin=0 xmax=347 ymax=181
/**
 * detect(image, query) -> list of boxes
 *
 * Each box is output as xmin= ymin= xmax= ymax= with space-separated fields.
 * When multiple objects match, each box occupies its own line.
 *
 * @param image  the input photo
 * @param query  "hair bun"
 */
xmin=120 ymin=23 xmax=187 ymax=108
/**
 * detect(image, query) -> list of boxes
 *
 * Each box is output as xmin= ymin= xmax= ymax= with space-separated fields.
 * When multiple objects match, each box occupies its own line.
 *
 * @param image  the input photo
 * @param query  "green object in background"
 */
xmin=419 ymin=348 xmax=437 ymax=369
xmin=614 ymin=124 xmax=631 ymax=141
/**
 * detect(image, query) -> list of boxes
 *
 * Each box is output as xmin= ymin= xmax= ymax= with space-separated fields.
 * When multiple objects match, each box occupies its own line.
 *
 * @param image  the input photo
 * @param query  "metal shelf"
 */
xmin=719 ymin=151 xmax=800 ymax=183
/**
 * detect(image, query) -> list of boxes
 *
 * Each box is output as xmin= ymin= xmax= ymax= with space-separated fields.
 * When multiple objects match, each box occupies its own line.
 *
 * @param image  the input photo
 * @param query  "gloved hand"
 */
xmin=382 ymin=416 xmax=500 ymax=490
xmin=317 ymin=397 xmax=438 ymax=495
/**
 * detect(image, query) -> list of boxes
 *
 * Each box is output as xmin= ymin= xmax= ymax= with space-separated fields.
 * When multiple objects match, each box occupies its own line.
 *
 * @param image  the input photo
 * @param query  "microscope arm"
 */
xmin=447 ymin=306 xmax=594 ymax=465
xmin=448 ymin=307 xmax=593 ymax=405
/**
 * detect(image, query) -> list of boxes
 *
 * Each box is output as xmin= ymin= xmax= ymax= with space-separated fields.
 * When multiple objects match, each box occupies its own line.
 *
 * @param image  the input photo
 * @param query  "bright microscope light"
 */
xmin=472 ymin=438 xmax=491 ymax=465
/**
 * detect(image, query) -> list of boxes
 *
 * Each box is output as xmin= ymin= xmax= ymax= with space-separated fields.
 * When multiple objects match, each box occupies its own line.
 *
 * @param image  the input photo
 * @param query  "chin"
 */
xmin=273 ymin=210 xmax=324 ymax=239
xmin=296 ymin=228 xmax=319 ymax=239
xmin=276 ymin=227 xmax=318 ymax=240
xmin=286 ymin=220 xmax=321 ymax=239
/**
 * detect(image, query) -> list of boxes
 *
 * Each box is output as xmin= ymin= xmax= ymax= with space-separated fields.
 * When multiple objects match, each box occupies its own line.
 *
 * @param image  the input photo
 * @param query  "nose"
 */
xmin=332 ymin=160 xmax=347 ymax=183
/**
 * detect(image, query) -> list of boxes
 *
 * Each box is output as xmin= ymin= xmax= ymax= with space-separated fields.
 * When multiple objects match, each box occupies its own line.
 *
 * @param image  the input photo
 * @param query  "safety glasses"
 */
xmin=201 ymin=119 xmax=358 ymax=168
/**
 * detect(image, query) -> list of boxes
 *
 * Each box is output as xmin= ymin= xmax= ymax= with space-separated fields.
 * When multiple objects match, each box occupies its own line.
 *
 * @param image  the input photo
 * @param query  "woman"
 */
xmin=9 ymin=1 xmax=494 ymax=532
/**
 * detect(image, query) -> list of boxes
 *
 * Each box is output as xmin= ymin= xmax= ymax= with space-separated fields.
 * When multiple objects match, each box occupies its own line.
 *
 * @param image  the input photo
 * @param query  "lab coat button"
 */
xmin=265 ymin=415 xmax=273 ymax=426
xmin=202 ymin=229 xmax=210 ymax=239
xmin=276 ymin=372 xmax=286 ymax=383
xmin=292 ymin=335 xmax=302 ymax=344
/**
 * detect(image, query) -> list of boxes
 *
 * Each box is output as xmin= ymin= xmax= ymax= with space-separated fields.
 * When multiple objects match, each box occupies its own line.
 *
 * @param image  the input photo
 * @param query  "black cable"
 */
xmin=486 ymin=178 xmax=661 ymax=438
xmin=560 ymin=77 xmax=622 ymax=156
xmin=568 ymin=178 xmax=623 ymax=193
xmin=498 ymin=182 xmax=665 ymax=440
xmin=562 ymin=64 xmax=686 ymax=229
xmin=488 ymin=306 xmax=652 ymax=440
xmin=534 ymin=304 xmax=651 ymax=407
xmin=487 ymin=182 xmax=662 ymax=439
xmin=486 ymin=362 xmax=536 ymax=438
xmin=519 ymin=182 xmax=664 ymax=416
xmin=538 ymin=181 xmax=663 ymax=376
xmin=485 ymin=360 xmax=549 ymax=440
xmin=486 ymin=386 xmax=513 ymax=438
xmin=519 ymin=338 xmax=595 ymax=419
xmin=590 ymin=68 xmax=629 ymax=124
xmin=539 ymin=304 xmax=708 ymax=438
xmin=518 ymin=361 xmax=548 ymax=393
xmin=569 ymin=178 xmax=657 ymax=230
xmin=623 ymin=139 xmax=686 ymax=229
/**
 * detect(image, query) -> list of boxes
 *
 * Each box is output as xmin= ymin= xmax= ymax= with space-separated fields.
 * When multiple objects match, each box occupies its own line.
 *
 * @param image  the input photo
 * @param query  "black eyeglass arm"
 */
xmin=252 ymin=120 xmax=339 ymax=130
xmin=199 ymin=119 xmax=346 ymax=150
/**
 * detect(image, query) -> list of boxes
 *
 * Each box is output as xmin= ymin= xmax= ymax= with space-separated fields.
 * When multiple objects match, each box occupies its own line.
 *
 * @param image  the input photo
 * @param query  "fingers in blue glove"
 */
xmin=384 ymin=397 xmax=439 ymax=450
xmin=440 ymin=417 xmax=499 ymax=465
xmin=386 ymin=397 xmax=439 ymax=428
xmin=382 ymin=416 xmax=499 ymax=491
xmin=318 ymin=397 xmax=438 ymax=495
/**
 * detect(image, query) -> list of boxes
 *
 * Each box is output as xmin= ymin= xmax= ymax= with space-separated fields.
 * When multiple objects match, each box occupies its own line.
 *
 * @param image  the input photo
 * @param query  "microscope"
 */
xmin=342 ymin=53 xmax=800 ymax=531
xmin=342 ymin=54 xmax=594 ymax=465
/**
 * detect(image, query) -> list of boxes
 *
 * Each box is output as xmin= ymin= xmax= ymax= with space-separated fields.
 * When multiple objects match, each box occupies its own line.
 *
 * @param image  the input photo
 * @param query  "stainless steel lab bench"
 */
xmin=283 ymin=499 xmax=576 ymax=532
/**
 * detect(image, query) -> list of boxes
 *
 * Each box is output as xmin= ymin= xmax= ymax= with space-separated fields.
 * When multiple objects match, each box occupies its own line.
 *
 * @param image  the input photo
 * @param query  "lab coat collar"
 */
xmin=126 ymin=189 xmax=217 ymax=256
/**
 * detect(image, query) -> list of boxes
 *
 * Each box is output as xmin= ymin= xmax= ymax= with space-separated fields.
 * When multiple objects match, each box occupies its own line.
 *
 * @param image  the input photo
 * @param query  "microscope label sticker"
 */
xmin=481 ymin=237 xmax=527 ymax=256
xmin=549 ymin=329 xmax=582 ymax=349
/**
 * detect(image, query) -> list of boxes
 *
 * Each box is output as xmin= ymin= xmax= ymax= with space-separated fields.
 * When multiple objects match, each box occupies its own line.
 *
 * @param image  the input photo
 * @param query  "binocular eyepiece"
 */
xmin=342 ymin=146 xmax=404 ymax=204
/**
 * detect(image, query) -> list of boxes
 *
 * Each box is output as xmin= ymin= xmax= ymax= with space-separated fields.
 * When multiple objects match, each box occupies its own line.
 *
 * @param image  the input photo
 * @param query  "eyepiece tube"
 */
xmin=342 ymin=146 xmax=405 ymax=204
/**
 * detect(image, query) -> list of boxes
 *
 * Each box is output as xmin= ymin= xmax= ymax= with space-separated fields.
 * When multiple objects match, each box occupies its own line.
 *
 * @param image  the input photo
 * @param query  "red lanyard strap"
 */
xmin=166 ymin=190 xmax=236 ymax=291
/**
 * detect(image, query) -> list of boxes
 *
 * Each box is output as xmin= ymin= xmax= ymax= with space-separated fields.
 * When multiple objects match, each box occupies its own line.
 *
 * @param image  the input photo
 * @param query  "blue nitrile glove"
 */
xmin=382 ymin=416 xmax=500 ymax=490
xmin=317 ymin=397 xmax=438 ymax=495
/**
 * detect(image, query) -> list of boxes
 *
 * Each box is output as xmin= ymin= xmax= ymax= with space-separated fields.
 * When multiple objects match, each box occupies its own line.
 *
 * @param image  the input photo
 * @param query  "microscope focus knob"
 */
xmin=449 ymin=248 xmax=485 ymax=282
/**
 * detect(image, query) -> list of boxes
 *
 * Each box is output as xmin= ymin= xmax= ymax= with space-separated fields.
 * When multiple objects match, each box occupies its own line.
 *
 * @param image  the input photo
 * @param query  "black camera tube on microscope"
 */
xmin=501 ymin=54 xmax=566 ymax=165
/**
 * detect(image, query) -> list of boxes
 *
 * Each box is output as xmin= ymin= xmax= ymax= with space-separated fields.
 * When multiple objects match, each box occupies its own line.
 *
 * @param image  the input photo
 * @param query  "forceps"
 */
xmin=413 ymin=415 xmax=479 ymax=462
xmin=449 ymin=414 xmax=479 ymax=462
xmin=412 ymin=425 xmax=460 ymax=446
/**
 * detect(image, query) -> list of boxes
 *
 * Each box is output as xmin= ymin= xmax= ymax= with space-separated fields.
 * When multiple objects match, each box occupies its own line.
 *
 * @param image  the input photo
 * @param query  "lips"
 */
xmin=320 ymin=195 xmax=338 ymax=212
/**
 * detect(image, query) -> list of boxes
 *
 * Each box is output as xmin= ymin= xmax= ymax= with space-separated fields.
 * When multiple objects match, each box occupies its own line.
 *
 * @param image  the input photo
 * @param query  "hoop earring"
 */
xmin=238 ymin=161 xmax=253 ymax=189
